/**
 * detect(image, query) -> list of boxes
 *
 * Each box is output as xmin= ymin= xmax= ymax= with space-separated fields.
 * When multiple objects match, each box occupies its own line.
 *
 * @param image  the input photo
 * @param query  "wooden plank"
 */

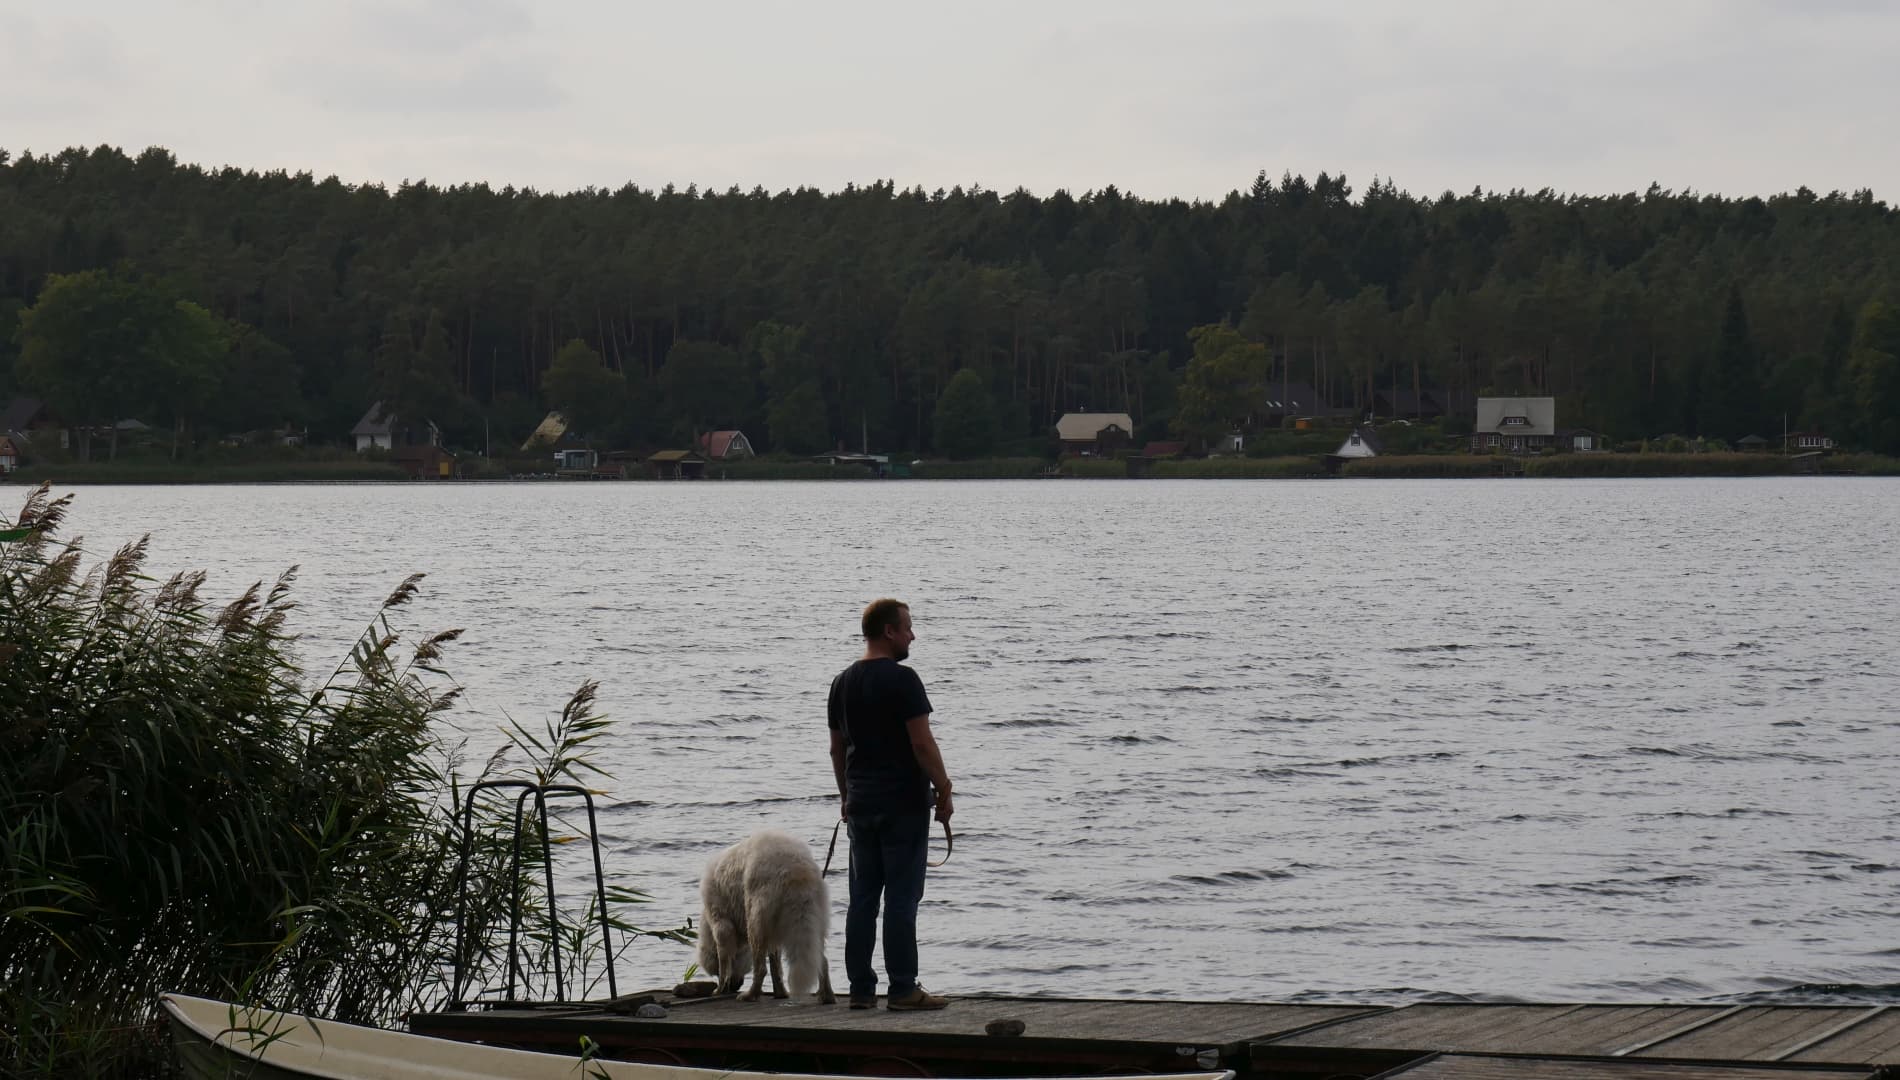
xmin=1516 ymin=1007 xmax=1722 ymax=1056
xmin=1375 ymin=1053 xmax=1872 ymax=1080
xmin=1272 ymin=1005 xmax=1666 ymax=1052
xmin=1264 ymin=1003 xmax=1884 ymax=1061
xmin=1771 ymin=1008 xmax=1888 ymax=1062
xmin=1786 ymin=1011 xmax=1900 ymax=1064
xmin=1270 ymin=1004 xmax=1498 ymax=1048
xmin=1643 ymin=1008 xmax=1879 ymax=1062
xmin=1613 ymin=1007 xmax=1753 ymax=1055
xmin=650 ymin=996 xmax=1369 ymax=1046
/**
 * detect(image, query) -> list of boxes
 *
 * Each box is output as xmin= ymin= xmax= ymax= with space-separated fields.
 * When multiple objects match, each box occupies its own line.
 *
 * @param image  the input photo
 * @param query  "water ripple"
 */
xmin=54 ymin=476 xmax=1900 ymax=1004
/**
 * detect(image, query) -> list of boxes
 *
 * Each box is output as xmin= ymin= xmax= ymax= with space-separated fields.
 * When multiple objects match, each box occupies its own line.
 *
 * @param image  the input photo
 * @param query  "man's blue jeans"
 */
xmin=844 ymin=808 xmax=930 ymax=999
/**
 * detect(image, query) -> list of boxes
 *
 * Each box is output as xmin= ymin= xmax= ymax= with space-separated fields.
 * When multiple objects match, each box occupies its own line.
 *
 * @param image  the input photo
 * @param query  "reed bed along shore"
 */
xmin=0 ymin=484 xmax=689 ymax=1079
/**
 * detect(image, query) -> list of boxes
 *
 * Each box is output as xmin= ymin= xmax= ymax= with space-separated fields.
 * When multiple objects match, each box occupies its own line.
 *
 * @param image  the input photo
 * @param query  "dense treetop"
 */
xmin=2 ymin=144 xmax=1897 ymax=456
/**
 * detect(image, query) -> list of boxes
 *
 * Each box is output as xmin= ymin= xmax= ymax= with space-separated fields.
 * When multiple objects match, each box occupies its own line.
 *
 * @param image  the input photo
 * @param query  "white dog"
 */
xmin=697 ymin=830 xmax=837 ymax=1004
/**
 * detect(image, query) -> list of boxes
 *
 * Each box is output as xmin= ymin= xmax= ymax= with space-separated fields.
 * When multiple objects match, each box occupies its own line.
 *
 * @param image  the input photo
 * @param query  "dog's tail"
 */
xmin=780 ymin=877 xmax=831 ymax=1000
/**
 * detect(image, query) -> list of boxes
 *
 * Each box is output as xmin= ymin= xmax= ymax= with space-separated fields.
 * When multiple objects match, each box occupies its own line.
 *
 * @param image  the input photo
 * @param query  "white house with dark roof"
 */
xmin=1331 ymin=426 xmax=1384 ymax=459
xmin=352 ymin=401 xmax=439 ymax=452
xmin=1469 ymin=397 xmax=1557 ymax=454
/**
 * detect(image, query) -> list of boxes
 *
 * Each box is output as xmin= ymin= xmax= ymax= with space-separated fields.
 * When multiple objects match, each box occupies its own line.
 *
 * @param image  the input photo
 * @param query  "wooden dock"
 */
xmin=409 ymin=992 xmax=1900 ymax=1080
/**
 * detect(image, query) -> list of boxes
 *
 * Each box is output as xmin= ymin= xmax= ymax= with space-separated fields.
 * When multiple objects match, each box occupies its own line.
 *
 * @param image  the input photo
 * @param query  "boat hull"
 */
xmin=162 ymin=993 xmax=1234 ymax=1080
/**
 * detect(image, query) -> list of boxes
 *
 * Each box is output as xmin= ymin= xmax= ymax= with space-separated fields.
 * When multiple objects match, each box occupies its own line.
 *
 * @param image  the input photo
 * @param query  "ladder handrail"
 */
xmin=448 ymin=780 xmax=618 ymax=1008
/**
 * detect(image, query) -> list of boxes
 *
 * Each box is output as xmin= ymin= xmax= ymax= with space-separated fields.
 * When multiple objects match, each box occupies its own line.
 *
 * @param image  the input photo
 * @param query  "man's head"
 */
xmin=861 ymin=598 xmax=914 ymax=661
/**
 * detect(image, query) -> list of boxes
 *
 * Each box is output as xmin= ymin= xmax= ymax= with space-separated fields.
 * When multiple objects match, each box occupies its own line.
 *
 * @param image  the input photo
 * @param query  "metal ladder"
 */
xmin=446 ymin=780 xmax=618 ymax=1008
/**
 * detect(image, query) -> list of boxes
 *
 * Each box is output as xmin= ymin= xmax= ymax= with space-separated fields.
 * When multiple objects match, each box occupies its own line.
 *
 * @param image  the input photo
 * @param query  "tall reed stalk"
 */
xmin=0 ymin=484 xmax=689 ymax=1079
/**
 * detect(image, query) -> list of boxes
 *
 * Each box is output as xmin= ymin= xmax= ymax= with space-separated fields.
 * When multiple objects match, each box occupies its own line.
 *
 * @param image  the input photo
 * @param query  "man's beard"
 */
xmin=892 ymin=644 xmax=909 ymax=661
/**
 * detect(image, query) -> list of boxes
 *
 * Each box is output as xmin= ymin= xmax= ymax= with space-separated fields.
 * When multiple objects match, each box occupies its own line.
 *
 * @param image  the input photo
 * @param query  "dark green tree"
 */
xmin=932 ymin=369 xmax=997 ymax=458
xmin=371 ymin=311 xmax=458 ymax=438
xmin=767 ymin=380 xmax=831 ymax=455
xmin=16 ymin=270 xmax=226 ymax=460
xmin=658 ymin=339 xmax=751 ymax=442
xmin=542 ymin=339 xmax=626 ymax=443
xmin=1847 ymin=295 xmax=1900 ymax=453
xmin=1697 ymin=286 xmax=1763 ymax=441
xmin=1171 ymin=324 xmax=1268 ymax=448
xmin=4 ymin=144 xmax=1900 ymax=456
xmin=203 ymin=324 xmax=303 ymax=438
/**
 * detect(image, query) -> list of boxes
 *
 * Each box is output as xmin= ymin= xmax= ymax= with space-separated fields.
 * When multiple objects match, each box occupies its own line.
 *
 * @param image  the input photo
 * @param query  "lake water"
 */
xmin=31 ymin=477 xmax=1900 ymax=1004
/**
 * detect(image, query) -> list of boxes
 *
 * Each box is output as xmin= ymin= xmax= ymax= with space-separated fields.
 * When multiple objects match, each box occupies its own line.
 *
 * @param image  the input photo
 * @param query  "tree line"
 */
xmin=2 ymin=143 xmax=1898 ymax=459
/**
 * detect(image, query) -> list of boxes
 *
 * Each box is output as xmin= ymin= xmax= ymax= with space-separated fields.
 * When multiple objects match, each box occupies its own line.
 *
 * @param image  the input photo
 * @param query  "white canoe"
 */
xmin=162 ymin=993 xmax=1236 ymax=1080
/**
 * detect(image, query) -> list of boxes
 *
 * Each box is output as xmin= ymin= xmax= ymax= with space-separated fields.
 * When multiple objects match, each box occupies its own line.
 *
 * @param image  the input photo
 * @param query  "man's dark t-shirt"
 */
xmin=829 ymin=658 xmax=934 ymax=815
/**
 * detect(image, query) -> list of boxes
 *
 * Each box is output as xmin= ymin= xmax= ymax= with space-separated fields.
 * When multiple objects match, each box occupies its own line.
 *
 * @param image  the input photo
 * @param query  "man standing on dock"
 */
xmin=829 ymin=598 xmax=954 ymax=1011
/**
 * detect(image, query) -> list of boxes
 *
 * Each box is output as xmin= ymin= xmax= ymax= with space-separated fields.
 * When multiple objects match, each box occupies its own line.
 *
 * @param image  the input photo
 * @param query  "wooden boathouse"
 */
xmin=410 ymin=990 xmax=1900 ymax=1080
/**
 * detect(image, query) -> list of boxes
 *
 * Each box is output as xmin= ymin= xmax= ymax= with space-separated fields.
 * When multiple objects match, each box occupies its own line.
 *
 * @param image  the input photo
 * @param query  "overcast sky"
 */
xmin=2 ymin=0 xmax=1894 ymax=201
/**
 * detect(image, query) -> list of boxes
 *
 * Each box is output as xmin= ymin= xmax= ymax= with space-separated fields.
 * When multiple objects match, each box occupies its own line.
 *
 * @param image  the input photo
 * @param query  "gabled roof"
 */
xmin=1263 ymin=381 xmax=1335 ymax=416
xmin=1332 ymin=425 xmax=1384 ymax=457
xmin=1373 ymin=388 xmax=1443 ymax=415
xmin=1 ymin=396 xmax=51 ymax=434
xmin=522 ymin=411 xmax=570 ymax=450
xmin=697 ymin=430 xmax=751 ymax=458
xmin=351 ymin=401 xmax=395 ymax=437
xmin=1474 ymin=396 xmax=1556 ymax=437
xmin=1055 ymin=412 xmax=1134 ymax=441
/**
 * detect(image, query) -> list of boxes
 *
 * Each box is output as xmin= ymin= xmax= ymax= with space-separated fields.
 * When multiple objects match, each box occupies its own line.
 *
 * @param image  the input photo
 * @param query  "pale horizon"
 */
xmin=3 ymin=0 xmax=1896 ymax=203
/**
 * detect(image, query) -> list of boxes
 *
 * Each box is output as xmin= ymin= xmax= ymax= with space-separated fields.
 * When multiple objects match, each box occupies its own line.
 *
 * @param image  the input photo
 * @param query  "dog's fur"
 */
xmin=697 ymin=830 xmax=836 ymax=1004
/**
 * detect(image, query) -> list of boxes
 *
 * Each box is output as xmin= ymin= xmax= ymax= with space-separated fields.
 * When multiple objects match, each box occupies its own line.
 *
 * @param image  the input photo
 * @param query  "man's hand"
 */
xmin=934 ymin=788 xmax=954 ymax=824
xmin=839 ymin=793 xmax=849 ymax=819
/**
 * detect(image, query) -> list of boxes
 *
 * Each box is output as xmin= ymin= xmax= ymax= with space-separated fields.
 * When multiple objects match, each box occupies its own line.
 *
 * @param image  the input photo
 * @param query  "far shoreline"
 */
xmin=5 ymin=451 xmax=1896 ymax=486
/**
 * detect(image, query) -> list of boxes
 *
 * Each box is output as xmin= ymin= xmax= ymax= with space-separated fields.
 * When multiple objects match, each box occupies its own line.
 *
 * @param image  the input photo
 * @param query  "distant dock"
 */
xmin=410 ymin=991 xmax=1900 ymax=1079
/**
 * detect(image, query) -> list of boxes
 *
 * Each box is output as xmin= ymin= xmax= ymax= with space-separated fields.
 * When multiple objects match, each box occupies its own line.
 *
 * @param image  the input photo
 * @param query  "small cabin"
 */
xmin=648 ymin=450 xmax=707 ymax=480
xmin=555 ymin=448 xmax=598 ymax=472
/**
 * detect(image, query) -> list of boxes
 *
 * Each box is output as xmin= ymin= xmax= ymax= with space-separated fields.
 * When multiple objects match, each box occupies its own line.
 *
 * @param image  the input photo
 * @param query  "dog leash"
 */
xmin=822 ymin=818 xmax=953 ymax=875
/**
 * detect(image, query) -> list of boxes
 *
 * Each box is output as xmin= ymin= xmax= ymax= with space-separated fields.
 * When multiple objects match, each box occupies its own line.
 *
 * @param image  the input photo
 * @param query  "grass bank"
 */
xmin=713 ymin=459 xmax=877 ymax=480
xmin=10 ymin=459 xmax=411 ymax=483
xmin=1523 ymin=452 xmax=1794 ymax=477
xmin=1151 ymin=455 xmax=1326 ymax=478
xmin=913 ymin=457 xmax=1049 ymax=479
xmin=1344 ymin=455 xmax=1497 ymax=478
xmin=1825 ymin=453 xmax=1900 ymax=476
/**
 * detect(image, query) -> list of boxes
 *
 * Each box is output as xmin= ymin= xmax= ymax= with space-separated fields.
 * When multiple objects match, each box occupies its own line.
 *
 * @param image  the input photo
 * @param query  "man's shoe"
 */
xmin=849 ymin=994 xmax=876 ymax=1010
xmin=885 ymin=986 xmax=948 ymax=1011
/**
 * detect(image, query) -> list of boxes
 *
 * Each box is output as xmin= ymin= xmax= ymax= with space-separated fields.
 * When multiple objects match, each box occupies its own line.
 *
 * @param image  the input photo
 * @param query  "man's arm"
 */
xmin=829 ymin=727 xmax=849 ymax=818
xmin=904 ymin=714 xmax=954 ymax=823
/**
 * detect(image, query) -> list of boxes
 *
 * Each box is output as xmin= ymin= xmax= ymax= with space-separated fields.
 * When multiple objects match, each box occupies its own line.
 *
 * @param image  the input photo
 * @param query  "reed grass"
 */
xmin=911 ymin=457 xmax=1048 ymax=479
xmin=713 ymin=459 xmax=876 ymax=480
xmin=1060 ymin=458 xmax=1127 ymax=478
xmin=1826 ymin=454 xmax=1900 ymax=476
xmin=0 ymin=484 xmax=688 ymax=1079
xmin=1522 ymin=452 xmax=1794 ymax=477
xmin=1150 ymin=456 xmax=1326 ymax=479
xmin=1342 ymin=455 xmax=1497 ymax=478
